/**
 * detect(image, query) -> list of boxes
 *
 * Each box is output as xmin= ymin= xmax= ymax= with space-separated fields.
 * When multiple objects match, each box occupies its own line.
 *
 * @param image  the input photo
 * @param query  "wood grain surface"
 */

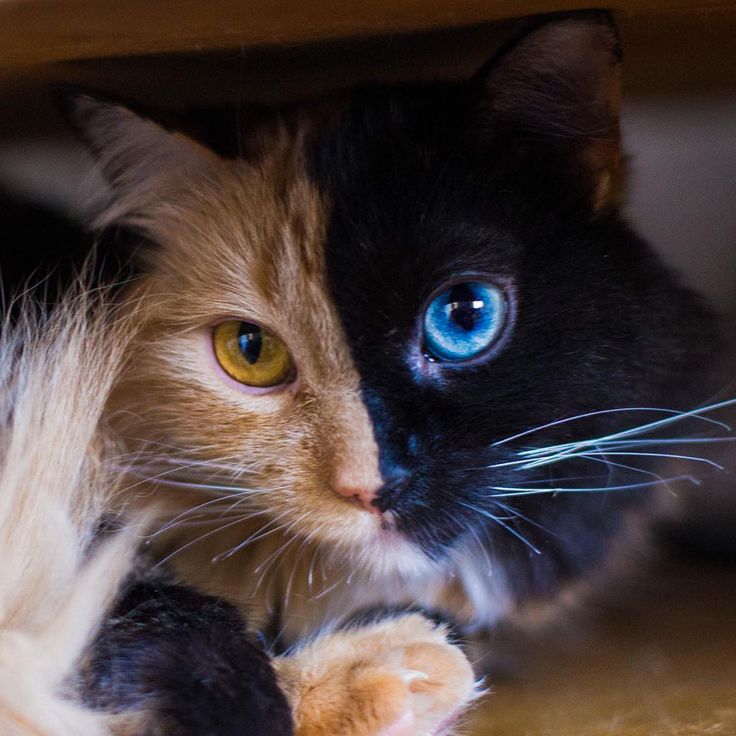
xmin=468 ymin=559 xmax=736 ymax=736
xmin=1 ymin=0 xmax=736 ymax=68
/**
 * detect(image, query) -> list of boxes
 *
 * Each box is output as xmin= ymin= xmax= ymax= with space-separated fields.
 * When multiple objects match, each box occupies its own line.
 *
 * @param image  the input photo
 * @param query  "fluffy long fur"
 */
xmin=0 ymin=288 xmax=139 ymax=735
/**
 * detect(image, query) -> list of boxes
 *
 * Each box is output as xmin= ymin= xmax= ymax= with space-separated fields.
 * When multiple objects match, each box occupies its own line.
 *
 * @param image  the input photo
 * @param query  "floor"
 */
xmin=467 ymin=557 xmax=736 ymax=735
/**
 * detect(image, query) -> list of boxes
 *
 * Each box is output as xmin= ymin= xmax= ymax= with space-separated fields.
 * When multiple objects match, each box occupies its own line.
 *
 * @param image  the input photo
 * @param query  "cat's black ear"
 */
xmin=475 ymin=13 xmax=622 ymax=212
xmin=56 ymin=88 xmax=219 ymax=226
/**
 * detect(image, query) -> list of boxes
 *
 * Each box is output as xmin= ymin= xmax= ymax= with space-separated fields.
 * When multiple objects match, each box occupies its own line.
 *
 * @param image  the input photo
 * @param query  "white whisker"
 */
xmin=493 ymin=403 xmax=734 ymax=448
xmin=459 ymin=501 xmax=541 ymax=555
xmin=489 ymin=474 xmax=699 ymax=498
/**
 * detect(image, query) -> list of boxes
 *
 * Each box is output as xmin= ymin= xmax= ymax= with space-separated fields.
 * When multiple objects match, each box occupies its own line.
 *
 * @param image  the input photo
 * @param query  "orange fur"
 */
xmin=275 ymin=614 xmax=478 ymax=736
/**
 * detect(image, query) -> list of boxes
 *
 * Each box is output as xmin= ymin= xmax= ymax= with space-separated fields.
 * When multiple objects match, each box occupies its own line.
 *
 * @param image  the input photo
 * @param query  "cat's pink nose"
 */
xmin=334 ymin=483 xmax=381 ymax=514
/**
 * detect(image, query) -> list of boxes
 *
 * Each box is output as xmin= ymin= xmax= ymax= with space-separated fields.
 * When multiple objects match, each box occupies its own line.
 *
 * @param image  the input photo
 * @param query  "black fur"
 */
xmin=308 ymin=14 xmax=719 ymax=600
xmin=80 ymin=569 xmax=294 ymax=736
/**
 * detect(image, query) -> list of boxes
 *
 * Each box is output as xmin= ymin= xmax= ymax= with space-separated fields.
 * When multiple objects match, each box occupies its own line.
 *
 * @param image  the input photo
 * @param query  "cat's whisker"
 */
xmin=142 ymin=475 xmax=270 ymax=496
xmin=211 ymin=509 xmax=295 ymax=563
xmin=489 ymin=473 xmax=699 ymax=498
xmin=285 ymin=533 xmax=318 ymax=610
xmin=115 ymin=448 xmax=262 ymax=489
xmin=152 ymin=499 xmax=272 ymax=538
xmin=311 ymin=563 xmax=346 ymax=601
xmin=492 ymin=402 xmax=735 ymax=448
xmin=464 ymin=524 xmax=494 ymax=576
xmin=517 ymin=414 xmax=736 ymax=463
xmin=151 ymin=496 xmax=245 ymax=537
xmin=492 ymin=500 xmax=563 ymax=541
xmin=581 ymin=450 xmax=725 ymax=471
xmin=254 ymin=529 xmax=302 ymax=596
xmin=581 ymin=452 xmax=687 ymax=495
xmin=459 ymin=501 xmax=541 ymax=555
xmin=512 ymin=434 xmax=735 ymax=472
xmin=298 ymin=523 xmax=332 ymax=596
xmin=596 ymin=436 xmax=736 ymax=447
xmin=153 ymin=513 xmax=261 ymax=568
xmin=122 ymin=455 xmax=265 ymax=479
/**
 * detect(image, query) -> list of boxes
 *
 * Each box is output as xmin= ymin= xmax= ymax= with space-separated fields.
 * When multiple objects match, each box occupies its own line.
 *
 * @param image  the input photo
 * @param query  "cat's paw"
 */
xmin=275 ymin=613 xmax=479 ymax=736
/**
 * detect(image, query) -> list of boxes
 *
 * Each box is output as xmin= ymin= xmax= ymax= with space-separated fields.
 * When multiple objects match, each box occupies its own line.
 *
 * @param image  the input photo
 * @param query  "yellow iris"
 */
xmin=213 ymin=321 xmax=293 ymax=388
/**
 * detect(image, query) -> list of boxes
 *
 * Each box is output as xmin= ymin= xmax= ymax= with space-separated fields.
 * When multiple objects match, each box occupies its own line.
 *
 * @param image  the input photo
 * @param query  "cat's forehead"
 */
xmin=151 ymin=132 xmax=325 ymax=303
xmin=143 ymin=125 xmax=364 ymax=386
xmin=148 ymin=100 xmax=517 ymax=359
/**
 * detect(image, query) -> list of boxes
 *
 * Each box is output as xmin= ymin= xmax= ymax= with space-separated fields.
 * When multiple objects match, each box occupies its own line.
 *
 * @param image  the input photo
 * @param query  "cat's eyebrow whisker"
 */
xmin=492 ymin=402 xmax=735 ymax=448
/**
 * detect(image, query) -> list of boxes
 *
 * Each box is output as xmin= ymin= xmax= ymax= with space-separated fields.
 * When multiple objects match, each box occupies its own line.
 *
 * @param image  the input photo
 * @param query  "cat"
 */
xmin=56 ymin=9 xmax=718 ymax=734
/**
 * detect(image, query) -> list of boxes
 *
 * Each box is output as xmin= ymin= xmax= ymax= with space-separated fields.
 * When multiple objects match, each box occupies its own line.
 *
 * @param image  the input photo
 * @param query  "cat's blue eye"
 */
xmin=422 ymin=281 xmax=507 ymax=362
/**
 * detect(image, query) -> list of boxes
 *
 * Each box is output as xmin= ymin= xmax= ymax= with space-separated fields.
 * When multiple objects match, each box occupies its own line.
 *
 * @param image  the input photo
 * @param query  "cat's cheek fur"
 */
xmin=112 ymin=300 xmax=433 ymax=577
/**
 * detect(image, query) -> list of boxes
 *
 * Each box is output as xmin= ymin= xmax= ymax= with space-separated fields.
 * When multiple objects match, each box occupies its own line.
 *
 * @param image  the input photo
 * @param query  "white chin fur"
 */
xmin=356 ymin=530 xmax=438 ymax=581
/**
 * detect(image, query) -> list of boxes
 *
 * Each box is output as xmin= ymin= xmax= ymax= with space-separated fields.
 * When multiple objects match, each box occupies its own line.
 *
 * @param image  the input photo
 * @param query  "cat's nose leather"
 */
xmin=334 ymin=483 xmax=382 ymax=514
xmin=334 ymin=470 xmax=412 ymax=514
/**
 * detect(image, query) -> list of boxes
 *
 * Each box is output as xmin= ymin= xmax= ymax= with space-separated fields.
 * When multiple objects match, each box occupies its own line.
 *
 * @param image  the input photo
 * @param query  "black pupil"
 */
xmin=237 ymin=322 xmax=263 ymax=364
xmin=448 ymin=284 xmax=482 ymax=332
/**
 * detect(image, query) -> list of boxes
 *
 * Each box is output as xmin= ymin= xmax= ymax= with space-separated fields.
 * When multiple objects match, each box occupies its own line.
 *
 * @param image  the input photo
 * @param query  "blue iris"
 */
xmin=423 ymin=281 xmax=506 ymax=362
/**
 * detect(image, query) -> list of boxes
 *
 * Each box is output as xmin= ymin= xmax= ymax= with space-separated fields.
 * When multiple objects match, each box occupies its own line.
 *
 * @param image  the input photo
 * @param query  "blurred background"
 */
xmin=1 ymin=9 xmax=734 ymax=555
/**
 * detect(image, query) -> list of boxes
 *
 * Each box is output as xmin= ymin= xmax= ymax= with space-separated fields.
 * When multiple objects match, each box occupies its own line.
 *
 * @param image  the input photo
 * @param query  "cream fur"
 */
xmin=0 ymin=288 xmax=139 ymax=736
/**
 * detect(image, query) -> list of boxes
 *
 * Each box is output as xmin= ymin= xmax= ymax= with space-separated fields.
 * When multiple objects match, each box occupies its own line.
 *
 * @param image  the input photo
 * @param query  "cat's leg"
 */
xmin=274 ymin=612 xmax=479 ymax=736
xmin=80 ymin=573 xmax=294 ymax=736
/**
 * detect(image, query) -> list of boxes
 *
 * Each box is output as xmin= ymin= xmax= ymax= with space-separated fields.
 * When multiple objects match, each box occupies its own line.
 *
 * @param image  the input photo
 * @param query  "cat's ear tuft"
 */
xmin=55 ymin=87 xmax=219 ymax=227
xmin=476 ymin=13 xmax=622 ymax=212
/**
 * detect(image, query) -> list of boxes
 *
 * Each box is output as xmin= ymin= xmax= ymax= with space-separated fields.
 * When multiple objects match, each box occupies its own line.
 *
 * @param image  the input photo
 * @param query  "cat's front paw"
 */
xmin=275 ymin=613 xmax=479 ymax=736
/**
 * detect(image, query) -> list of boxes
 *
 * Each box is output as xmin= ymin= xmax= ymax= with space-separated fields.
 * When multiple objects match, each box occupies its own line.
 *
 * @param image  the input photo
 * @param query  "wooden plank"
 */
xmin=1 ymin=0 xmax=736 ymax=68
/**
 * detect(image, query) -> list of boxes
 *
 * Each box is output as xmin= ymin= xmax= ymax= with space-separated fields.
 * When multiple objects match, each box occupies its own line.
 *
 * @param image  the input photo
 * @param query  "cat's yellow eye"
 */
xmin=213 ymin=320 xmax=294 ymax=389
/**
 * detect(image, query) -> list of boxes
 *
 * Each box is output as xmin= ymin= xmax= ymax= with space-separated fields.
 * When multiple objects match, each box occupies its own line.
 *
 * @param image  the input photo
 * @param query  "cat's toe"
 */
xmin=275 ymin=613 xmax=479 ymax=736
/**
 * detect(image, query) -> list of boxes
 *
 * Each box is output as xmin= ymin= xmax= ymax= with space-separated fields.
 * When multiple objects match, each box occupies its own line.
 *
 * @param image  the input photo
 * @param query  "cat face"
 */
xmin=67 ymin=14 xmax=714 ymax=592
